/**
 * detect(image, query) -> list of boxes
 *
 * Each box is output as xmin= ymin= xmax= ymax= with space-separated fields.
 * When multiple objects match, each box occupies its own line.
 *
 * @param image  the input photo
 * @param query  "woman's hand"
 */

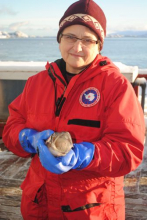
xmin=19 ymin=129 xmax=54 ymax=154
xmin=72 ymin=142 xmax=95 ymax=170
xmin=19 ymin=128 xmax=78 ymax=174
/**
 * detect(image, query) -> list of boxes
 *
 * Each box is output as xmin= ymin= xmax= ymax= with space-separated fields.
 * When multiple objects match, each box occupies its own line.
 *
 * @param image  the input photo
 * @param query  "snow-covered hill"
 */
xmin=0 ymin=31 xmax=28 ymax=39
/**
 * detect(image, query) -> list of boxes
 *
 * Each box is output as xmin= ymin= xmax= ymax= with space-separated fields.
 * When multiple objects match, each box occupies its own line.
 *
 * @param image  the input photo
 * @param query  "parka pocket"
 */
xmin=67 ymin=118 xmax=102 ymax=142
xmin=21 ymin=167 xmax=48 ymax=219
xmin=62 ymin=191 xmax=117 ymax=220
xmin=64 ymin=175 xmax=113 ymax=206
xmin=63 ymin=189 xmax=105 ymax=211
xmin=61 ymin=176 xmax=118 ymax=220
xmin=61 ymin=191 xmax=107 ymax=220
xmin=68 ymin=119 xmax=100 ymax=128
xmin=21 ymin=166 xmax=45 ymax=201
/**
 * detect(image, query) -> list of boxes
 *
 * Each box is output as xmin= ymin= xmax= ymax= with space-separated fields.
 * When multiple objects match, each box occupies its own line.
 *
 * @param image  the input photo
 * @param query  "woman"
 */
xmin=2 ymin=0 xmax=145 ymax=219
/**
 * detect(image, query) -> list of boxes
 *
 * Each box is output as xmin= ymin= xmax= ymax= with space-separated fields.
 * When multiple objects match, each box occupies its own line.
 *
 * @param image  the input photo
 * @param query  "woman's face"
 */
xmin=59 ymin=25 xmax=99 ymax=74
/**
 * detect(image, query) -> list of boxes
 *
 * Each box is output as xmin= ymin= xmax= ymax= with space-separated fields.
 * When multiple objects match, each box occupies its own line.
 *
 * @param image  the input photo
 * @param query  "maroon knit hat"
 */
xmin=57 ymin=0 xmax=106 ymax=50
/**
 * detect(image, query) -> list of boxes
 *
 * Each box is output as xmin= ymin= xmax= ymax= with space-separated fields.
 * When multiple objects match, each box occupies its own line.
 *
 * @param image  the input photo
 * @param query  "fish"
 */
xmin=46 ymin=132 xmax=73 ymax=157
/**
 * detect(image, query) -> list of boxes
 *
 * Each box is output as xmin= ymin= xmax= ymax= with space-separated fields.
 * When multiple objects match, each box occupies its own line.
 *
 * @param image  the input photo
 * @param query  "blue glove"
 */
xmin=27 ymin=129 xmax=54 ymax=151
xmin=19 ymin=128 xmax=38 ymax=153
xmin=37 ymin=144 xmax=78 ymax=174
xmin=19 ymin=129 xmax=54 ymax=153
xmin=72 ymin=142 xmax=95 ymax=170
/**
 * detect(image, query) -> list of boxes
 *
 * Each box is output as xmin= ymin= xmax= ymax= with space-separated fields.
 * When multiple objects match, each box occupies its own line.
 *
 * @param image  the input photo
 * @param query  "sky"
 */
xmin=0 ymin=0 xmax=147 ymax=37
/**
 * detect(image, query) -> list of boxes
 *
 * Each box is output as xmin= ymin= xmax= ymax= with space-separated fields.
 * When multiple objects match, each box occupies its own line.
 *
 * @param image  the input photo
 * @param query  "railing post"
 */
xmin=132 ymin=77 xmax=146 ymax=112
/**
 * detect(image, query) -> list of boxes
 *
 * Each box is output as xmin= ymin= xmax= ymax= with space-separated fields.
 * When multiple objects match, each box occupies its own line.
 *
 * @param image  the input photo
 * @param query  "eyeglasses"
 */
xmin=60 ymin=34 xmax=98 ymax=46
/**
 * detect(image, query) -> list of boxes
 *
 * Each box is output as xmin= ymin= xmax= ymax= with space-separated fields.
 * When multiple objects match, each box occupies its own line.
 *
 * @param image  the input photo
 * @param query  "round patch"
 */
xmin=79 ymin=87 xmax=100 ymax=107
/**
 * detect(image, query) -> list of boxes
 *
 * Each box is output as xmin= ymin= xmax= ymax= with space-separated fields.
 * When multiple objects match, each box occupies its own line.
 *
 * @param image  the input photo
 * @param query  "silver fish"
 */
xmin=46 ymin=132 xmax=73 ymax=157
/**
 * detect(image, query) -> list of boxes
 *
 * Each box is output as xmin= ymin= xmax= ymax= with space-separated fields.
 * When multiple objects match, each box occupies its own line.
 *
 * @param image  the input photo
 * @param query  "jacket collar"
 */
xmin=45 ymin=55 xmax=119 ymax=86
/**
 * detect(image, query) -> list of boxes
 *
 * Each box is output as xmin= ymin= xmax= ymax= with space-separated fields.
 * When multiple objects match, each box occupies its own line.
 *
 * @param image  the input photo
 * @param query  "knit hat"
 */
xmin=57 ymin=0 xmax=106 ymax=50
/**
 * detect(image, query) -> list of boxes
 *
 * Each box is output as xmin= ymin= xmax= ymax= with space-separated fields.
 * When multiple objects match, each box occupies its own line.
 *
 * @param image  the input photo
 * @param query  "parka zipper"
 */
xmin=55 ymin=86 xmax=66 ymax=116
xmin=48 ymin=65 xmax=67 ymax=117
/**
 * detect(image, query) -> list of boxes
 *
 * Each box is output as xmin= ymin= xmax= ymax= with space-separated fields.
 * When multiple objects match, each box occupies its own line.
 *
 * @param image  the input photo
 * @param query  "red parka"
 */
xmin=2 ymin=55 xmax=145 ymax=220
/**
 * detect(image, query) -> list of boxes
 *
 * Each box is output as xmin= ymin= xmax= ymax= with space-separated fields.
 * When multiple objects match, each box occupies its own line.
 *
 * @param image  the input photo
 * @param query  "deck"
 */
xmin=0 ymin=139 xmax=147 ymax=220
xmin=0 ymin=141 xmax=30 ymax=219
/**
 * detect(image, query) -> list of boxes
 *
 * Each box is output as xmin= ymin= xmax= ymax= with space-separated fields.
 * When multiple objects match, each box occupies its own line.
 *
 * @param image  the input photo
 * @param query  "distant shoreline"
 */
xmin=1 ymin=30 xmax=147 ymax=39
xmin=0 ymin=36 xmax=147 ymax=39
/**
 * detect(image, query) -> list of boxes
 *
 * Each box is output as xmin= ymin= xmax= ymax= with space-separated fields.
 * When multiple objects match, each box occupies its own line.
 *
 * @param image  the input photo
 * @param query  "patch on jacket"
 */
xmin=79 ymin=87 xmax=100 ymax=107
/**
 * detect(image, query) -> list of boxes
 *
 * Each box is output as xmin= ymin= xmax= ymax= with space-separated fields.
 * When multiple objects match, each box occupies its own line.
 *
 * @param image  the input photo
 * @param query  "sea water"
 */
xmin=0 ymin=37 xmax=147 ymax=69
